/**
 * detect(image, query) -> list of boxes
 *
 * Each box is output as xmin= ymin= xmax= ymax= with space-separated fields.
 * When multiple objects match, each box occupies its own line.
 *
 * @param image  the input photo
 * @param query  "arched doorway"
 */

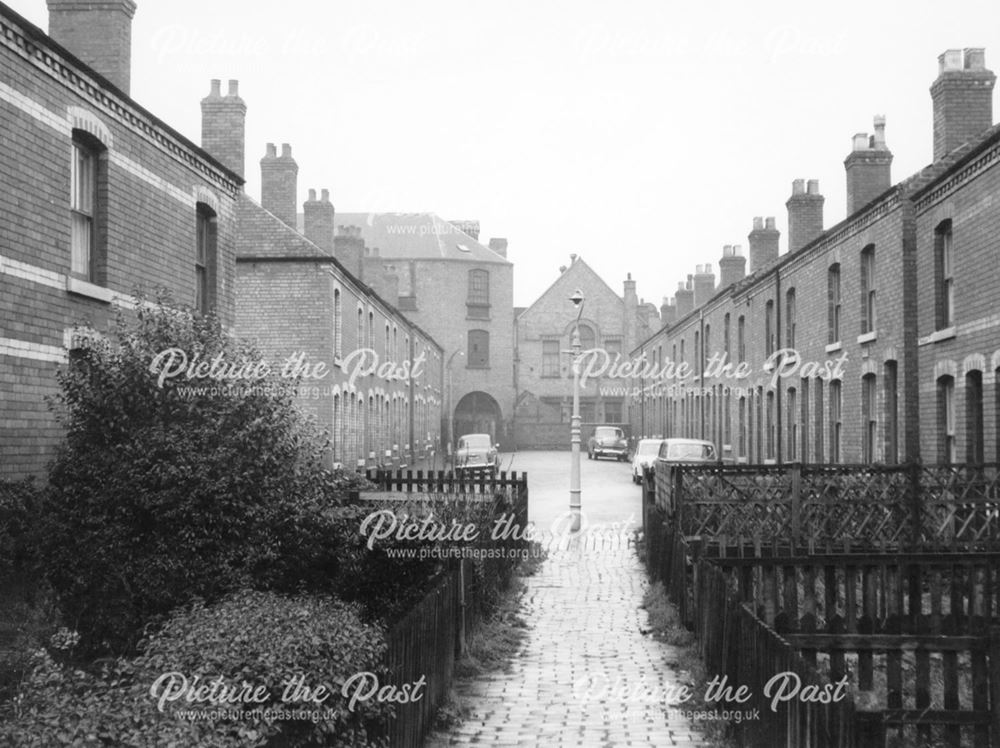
xmin=453 ymin=391 xmax=503 ymax=445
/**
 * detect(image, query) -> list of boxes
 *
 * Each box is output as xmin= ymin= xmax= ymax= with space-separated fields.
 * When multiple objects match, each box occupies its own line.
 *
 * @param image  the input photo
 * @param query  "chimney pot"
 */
xmin=807 ymin=179 xmax=820 ymax=194
xmin=792 ymin=178 xmax=806 ymax=195
xmin=280 ymin=143 xmax=292 ymax=158
xmin=210 ymin=78 xmax=222 ymax=96
xmin=321 ymin=188 xmax=330 ymax=202
xmin=853 ymin=133 xmax=869 ymax=151
xmin=764 ymin=218 xmax=776 ymax=231
xmin=752 ymin=216 xmax=764 ymax=230
xmin=227 ymin=79 xmax=239 ymax=96
xmin=965 ymin=47 xmax=986 ymax=70
xmin=873 ymin=114 xmax=887 ymax=147
xmin=265 ymin=143 xmax=277 ymax=158
xmin=940 ymin=49 xmax=963 ymax=73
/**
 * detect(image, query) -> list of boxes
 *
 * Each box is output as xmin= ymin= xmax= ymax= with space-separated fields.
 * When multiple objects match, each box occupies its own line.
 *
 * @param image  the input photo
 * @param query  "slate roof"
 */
xmin=296 ymin=212 xmax=510 ymax=265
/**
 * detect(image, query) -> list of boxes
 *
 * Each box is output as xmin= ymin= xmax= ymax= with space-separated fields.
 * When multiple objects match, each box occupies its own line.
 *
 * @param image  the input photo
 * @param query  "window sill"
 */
xmin=857 ymin=331 xmax=877 ymax=345
xmin=466 ymin=365 xmax=490 ymax=370
xmin=66 ymin=277 xmax=113 ymax=303
xmin=825 ymin=341 xmax=842 ymax=354
xmin=918 ymin=326 xmax=957 ymax=346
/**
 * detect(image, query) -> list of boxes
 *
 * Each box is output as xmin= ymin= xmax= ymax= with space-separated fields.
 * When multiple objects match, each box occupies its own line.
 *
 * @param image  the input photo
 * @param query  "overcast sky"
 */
xmin=13 ymin=0 xmax=1000 ymax=307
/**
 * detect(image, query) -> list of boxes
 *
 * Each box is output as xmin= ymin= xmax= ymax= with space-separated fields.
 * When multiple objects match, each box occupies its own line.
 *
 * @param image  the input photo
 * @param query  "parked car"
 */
xmin=655 ymin=438 xmax=719 ymax=464
xmin=631 ymin=438 xmax=666 ymax=483
xmin=587 ymin=425 xmax=629 ymax=461
xmin=454 ymin=433 xmax=499 ymax=476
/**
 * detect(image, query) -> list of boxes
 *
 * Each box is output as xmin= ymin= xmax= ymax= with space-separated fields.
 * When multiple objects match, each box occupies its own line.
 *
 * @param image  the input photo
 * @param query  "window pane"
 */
xmin=71 ymin=213 xmax=91 ymax=276
xmin=542 ymin=340 xmax=560 ymax=377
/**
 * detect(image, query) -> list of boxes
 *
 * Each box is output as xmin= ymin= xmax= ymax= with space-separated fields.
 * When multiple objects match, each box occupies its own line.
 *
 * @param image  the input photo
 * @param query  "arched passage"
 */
xmin=453 ymin=391 xmax=503 ymax=443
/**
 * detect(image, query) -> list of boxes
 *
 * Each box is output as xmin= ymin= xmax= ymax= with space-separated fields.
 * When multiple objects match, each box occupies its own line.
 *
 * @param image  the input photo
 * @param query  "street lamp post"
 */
xmin=446 ymin=350 xmax=464 ymax=468
xmin=569 ymin=290 xmax=584 ymax=532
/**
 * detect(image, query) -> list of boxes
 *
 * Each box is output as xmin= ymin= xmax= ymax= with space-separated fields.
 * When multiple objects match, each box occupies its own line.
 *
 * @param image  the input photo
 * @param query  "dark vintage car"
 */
xmin=587 ymin=425 xmax=629 ymax=461
xmin=454 ymin=433 xmax=499 ymax=476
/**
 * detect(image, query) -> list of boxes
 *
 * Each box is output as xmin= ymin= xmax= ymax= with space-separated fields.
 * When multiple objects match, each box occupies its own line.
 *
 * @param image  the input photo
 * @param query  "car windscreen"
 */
xmin=595 ymin=428 xmax=623 ymax=439
xmin=666 ymin=443 xmax=716 ymax=461
xmin=636 ymin=441 xmax=661 ymax=456
xmin=461 ymin=436 xmax=491 ymax=449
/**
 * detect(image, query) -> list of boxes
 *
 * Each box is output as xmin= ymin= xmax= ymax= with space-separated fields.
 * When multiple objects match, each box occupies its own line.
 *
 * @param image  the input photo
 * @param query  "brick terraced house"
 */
xmin=0 ymin=1 xmax=242 ymax=478
xmin=199 ymin=88 xmax=445 ymax=471
xmin=630 ymin=49 xmax=1000 ymax=467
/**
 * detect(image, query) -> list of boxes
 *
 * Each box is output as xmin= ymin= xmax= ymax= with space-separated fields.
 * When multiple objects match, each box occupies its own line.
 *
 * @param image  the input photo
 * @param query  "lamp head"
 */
xmin=569 ymin=289 xmax=584 ymax=308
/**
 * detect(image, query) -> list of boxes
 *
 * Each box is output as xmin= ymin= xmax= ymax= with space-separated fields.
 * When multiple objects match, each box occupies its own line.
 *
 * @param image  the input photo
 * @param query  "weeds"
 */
xmin=640 ymin=580 xmax=737 ymax=748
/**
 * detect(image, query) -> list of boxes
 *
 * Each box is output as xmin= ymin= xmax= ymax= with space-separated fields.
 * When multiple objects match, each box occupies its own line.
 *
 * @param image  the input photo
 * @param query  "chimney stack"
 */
xmin=201 ymin=79 xmax=247 ymax=178
xmin=488 ymin=237 xmax=508 ymax=258
xmin=334 ymin=225 xmax=364 ymax=279
xmin=844 ymin=115 xmax=893 ymax=215
xmin=692 ymin=263 xmax=716 ymax=307
xmin=303 ymin=188 xmax=335 ymax=253
xmin=931 ymin=48 xmax=996 ymax=161
xmin=785 ymin=181 xmax=824 ymax=255
xmin=748 ymin=216 xmax=781 ymax=272
xmin=660 ymin=297 xmax=677 ymax=327
xmin=260 ymin=143 xmax=298 ymax=227
xmin=675 ymin=279 xmax=694 ymax=319
xmin=47 ymin=0 xmax=137 ymax=95
xmin=718 ymin=244 xmax=747 ymax=288
xmin=449 ymin=220 xmax=480 ymax=241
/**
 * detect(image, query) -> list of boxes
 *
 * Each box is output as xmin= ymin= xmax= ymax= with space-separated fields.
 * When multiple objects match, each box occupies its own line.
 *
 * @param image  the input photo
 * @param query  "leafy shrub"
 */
xmin=330 ymin=494 xmax=526 ymax=625
xmin=39 ymin=297 xmax=349 ymax=654
xmin=0 ymin=478 xmax=44 ymax=578
xmin=0 ymin=590 xmax=392 ymax=747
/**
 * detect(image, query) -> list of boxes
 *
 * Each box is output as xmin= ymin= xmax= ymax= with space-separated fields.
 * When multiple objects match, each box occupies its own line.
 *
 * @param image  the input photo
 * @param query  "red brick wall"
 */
xmin=915 ymin=135 xmax=1000 ymax=464
xmin=0 ymin=7 xmax=239 ymax=478
xmin=631 ymin=190 xmax=919 ymax=466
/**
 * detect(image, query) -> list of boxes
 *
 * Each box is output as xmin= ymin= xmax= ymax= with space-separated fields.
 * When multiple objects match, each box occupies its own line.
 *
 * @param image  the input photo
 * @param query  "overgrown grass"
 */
xmin=640 ymin=580 xmax=737 ymax=748
xmin=425 ymin=543 xmax=545 ymax=742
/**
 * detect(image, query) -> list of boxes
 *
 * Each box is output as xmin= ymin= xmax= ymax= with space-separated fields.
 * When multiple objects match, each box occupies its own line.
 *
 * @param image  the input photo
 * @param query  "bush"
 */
xmin=39 ymin=297 xmax=349 ymax=655
xmin=0 ymin=478 xmax=44 ymax=578
xmin=330 ymin=493 xmax=527 ymax=625
xmin=0 ymin=590 xmax=392 ymax=747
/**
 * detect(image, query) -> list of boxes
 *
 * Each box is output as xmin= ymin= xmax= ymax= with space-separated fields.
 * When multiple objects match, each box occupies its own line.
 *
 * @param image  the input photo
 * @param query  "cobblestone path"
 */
xmin=426 ymin=532 xmax=708 ymax=747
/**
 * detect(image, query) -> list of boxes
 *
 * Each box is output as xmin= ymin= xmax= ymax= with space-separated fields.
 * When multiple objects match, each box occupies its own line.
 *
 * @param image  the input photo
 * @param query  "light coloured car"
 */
xmin=631 ymin=438 xmax=665 ymax=484
xmin=454 ymin=433 xmax=499 ymax=476
xmin=656 ymin=438 xmax=719 ymax=464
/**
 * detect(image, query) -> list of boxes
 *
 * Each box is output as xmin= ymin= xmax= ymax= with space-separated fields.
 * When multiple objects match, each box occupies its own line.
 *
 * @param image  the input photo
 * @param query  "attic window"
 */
xmin=457 ymin=244 xmax=472 ymax=253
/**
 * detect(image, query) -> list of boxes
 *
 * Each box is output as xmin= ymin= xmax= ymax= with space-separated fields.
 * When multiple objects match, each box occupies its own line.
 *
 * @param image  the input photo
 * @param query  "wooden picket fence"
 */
xmin=641 ymin=464 xmax=1000 ymax=747
xmin=357 ymin=469 xmax=529 ymax=747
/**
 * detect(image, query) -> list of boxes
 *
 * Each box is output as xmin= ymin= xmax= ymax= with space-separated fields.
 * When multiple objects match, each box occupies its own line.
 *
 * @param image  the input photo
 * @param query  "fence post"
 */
xmin=672 ymin=465 xmax=684 ymax=525
xmin=458 ymin=560 xmax=467 ymax=658
xmin=991 ymin=626 xmax=1000 ymax=746
xmin=909 ymin=462 xmax=923 ymax=549
xmin=790 ymin=463 xmax=801 ymax=548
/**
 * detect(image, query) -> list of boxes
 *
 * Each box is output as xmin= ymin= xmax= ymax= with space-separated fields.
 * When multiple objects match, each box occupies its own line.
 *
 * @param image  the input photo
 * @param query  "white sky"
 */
xmin=13 ymin=0 xmax=1000 ymax=307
